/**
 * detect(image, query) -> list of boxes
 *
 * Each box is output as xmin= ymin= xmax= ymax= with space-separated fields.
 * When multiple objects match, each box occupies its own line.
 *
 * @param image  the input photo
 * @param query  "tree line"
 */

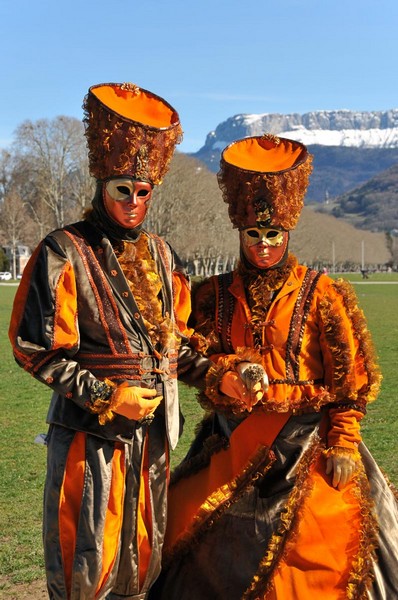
xmin=1 ymin=115 xmax=395 ymax=276
xmin=0 ymin=116 xmax=238 ymax=277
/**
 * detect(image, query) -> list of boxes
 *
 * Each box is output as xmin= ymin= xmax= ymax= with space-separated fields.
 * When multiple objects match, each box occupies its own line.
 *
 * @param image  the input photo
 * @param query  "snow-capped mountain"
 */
xmin=201 ymin=109 xmax=398 ymax=153
xmin=192 ymin=109 xmax=398 ymax=202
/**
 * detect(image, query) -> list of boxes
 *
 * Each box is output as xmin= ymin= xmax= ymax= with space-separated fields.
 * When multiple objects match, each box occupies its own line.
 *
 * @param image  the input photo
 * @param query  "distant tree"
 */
xmin=0 ymin=247 xmax=9 ymax=271
xmin=13 ymin=116 xmax=90 ymax=231
xmin=0 ymin=191 xmax=34 ymax=277
xmin=0 ymin=149 xmax=15 ymax=199
xmin=146 ymin=152 xmax=239 ymax=275
xmin=67 ymin=153 xmax=96 ymax=222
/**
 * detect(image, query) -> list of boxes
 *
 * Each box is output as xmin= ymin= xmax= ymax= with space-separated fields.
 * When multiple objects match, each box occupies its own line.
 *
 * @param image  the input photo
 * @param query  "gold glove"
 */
xmin=324 ymin=448 xmax=359 ymax=490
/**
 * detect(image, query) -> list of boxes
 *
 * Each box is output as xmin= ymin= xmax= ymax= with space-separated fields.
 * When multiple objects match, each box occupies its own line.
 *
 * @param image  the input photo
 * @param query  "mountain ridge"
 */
xmin=191 ymin=108 xmax=398 ymax=209
xmin=198 ymin=109 xmax=398 ymax=154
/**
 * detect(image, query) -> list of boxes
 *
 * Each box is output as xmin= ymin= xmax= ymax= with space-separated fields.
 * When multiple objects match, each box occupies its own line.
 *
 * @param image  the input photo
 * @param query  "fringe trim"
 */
xmin=323 ymin=445 xmax=362 ymax=463
xmin=163 ymin=445 xmax=276 ymax=569
xmin=346 ymin=463 xmax=379 ymax=599
xmin=116 ymin=236 xmax=180 ymax=351
xmin=202 ymin=347 xmax=264 ymax=414
xmin=332 ymin=279 xmax=382 ymax=405
xmin=318 ymin=279 xmax=382 ymax=410
xmin=242 ymin=437 xmax=321 ymax=600
xmin=319 ymin=291 xmax=356 ymax=404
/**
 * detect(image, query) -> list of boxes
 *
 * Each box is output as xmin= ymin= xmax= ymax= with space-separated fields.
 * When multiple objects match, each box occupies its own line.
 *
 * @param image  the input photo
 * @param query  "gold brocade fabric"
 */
xmin=82 ymin=85 xmax=182 ymax=184
xmin=116 ymin=235 xmax=179 ymax=350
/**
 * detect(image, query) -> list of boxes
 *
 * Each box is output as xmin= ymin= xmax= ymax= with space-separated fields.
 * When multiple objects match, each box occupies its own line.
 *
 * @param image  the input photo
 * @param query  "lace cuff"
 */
xmin=322 ymin=445 xmax=361 ymax=463
xmin=86 ymin=378 xmax=118 ymax=425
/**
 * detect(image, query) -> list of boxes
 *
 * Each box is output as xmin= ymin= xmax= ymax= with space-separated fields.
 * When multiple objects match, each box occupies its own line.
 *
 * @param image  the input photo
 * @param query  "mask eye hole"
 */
xmin=246 ymin=229 xmax=260 ymax=239
xmin=106 ymin=179 xmax=134 ymax=201
xmin=116 ymin=185 xmax=132 ymax=196
xmin=137 ymin=189 xmax=150 ymax=198
xmin=266 ymin=230 xmax=280 ymax=239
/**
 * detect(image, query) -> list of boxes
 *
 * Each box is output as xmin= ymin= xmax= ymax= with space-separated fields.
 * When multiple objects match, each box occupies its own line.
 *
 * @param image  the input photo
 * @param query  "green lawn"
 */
xmin=0 ymin=277 xmax=397 ymax=588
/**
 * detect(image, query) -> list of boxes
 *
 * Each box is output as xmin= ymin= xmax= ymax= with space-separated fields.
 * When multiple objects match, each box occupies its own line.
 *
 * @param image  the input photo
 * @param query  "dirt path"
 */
xmin=0 ymin=577 xmax=47 ymax=599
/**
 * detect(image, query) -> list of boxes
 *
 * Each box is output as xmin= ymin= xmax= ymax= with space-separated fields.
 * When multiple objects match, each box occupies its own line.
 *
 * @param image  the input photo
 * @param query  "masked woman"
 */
xmin=153 ymin=134 xmax=398 ymax=599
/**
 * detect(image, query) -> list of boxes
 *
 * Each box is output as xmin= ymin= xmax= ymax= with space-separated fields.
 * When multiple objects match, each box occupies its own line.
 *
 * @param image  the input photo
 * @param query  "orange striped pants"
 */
xmin=43 ymin=422 xmax=168 ymax=600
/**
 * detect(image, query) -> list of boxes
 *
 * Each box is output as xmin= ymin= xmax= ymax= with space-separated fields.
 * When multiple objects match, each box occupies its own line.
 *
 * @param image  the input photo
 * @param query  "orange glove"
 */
xmin=220 ymin=370 xmax=264 ymax=412
xmin=112 ymin=382 xmax=162 ymax=421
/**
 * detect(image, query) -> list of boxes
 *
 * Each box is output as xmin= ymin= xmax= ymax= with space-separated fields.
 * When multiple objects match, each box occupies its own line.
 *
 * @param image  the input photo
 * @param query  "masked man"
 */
xmin=9 ymin=82 xmax=210 ymax=600
xmin=153 ymin=134 xmax=398 ymax=599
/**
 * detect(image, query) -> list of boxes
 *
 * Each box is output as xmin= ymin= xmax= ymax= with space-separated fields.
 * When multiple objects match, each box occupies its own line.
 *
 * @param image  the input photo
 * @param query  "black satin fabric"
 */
xmin=151 ymin=413 xmax=323 ymax=600
xmin=151 ymin=413 xmax=398 ymax=600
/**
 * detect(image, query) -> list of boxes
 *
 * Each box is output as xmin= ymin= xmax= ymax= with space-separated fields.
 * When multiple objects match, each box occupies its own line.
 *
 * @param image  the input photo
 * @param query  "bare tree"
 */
xmin=0 ymin=190 xmax=34 ymax=277
xmin=13 ymin=116 xmax=89 ymax=229
xmin=67 ymin=152 xmax=96 ymax=222
xmin=146 ymin=152 xmax=239 ymax=274
xmin=0 ymin=149 xmax=15 ymax=199
xmin=9 ymin=153 xmax=56 ymax=244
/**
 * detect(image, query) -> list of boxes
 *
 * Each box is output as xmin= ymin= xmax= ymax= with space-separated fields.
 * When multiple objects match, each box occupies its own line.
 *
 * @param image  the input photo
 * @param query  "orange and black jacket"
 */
xmin=9 ymin=220 xmax=209 ymax=447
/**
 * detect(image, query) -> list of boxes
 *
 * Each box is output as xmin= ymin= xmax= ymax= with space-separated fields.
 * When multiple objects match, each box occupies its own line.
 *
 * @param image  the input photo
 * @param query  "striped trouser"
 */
xmin=43 ymin=421 xmax=169 ymax=600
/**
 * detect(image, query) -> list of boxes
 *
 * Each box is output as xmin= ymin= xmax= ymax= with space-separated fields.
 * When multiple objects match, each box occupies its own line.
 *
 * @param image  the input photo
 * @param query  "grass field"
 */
xmin=0 ymin=276 xmax=397 ymax=589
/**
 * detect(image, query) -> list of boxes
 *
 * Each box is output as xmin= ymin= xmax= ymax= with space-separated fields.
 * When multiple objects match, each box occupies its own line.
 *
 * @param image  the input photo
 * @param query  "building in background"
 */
xmin=2 ymin=245 xmax=31 ymax=277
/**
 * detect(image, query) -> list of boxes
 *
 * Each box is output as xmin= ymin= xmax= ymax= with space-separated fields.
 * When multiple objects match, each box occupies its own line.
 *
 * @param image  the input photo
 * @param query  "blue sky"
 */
xmin=1 ymin=0 xmax=397 ymax=153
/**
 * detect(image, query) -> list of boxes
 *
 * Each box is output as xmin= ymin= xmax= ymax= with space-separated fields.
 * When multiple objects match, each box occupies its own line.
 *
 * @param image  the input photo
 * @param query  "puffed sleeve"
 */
xmin=9 ymin=237 xmax=115 ymax=415
xmin=172 ymin=265 xmax=211 ymax=389
xmin=318 ymin=278 xmax=382 ymax=451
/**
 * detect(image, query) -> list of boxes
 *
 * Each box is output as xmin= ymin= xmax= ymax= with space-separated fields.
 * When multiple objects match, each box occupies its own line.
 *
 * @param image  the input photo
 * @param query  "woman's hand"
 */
xmin=325 ymin=452 xmax=357 ymax=489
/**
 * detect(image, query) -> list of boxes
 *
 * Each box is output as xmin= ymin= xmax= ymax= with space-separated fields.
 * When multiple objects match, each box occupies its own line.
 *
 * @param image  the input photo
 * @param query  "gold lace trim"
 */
xmin=238 ymin=255 xmax=297 ymax=349
xmin=319 ymin=279 xmax=382 ymax=407
xmin=116 ymin=235 xmax=179 ymax=350
xmin=163 ymin=445 xmax=276 ymax=568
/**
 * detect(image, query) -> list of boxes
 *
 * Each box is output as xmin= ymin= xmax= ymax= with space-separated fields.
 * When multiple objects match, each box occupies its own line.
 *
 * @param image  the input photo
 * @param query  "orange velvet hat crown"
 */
xmin=83 ymin=82 xmax=183 ymax=185
xmin=217 ymin=133 xmax=313 ymax=230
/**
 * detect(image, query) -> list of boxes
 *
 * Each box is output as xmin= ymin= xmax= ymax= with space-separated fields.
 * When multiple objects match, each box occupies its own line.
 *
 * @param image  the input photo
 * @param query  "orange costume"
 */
xmin=9 ymin=84 xmax=210 ymax=600
xmin=152 ymin=135 xmax=398 ymax=599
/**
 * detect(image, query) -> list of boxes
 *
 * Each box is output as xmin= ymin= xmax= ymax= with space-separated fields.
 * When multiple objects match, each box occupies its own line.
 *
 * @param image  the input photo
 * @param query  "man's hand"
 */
xmin=112 ymin=382 xmax=162 ymax=421
xmin=325 ymin=453 xmax=357 ymax=489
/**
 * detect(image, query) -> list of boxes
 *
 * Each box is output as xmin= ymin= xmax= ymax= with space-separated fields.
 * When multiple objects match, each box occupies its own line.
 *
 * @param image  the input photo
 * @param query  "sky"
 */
xmin=0 ymin=0 xmax=397 ymax=153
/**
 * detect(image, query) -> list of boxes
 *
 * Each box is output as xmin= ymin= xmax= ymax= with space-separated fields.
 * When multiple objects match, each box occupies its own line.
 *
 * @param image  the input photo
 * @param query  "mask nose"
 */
xmin=257 ymin=233 xmax=269 ymax=246
xmin=127 ymin=190 xmax=139 ymax=207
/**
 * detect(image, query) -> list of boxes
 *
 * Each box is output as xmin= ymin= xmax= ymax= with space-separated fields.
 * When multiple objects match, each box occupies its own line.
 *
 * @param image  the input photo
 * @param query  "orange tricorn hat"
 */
xmin=217 ymin=134 xmax=313 ymax=230
xmin=83 ymin=82 xmax=183 ymax=185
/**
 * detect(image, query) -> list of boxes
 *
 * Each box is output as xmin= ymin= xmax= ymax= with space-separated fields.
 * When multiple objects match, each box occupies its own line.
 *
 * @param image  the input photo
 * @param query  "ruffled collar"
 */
xmin=237 ymin=253 xmax=298 ymax=292
xmin=237 ymin=254 xmax=298 ymax=348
